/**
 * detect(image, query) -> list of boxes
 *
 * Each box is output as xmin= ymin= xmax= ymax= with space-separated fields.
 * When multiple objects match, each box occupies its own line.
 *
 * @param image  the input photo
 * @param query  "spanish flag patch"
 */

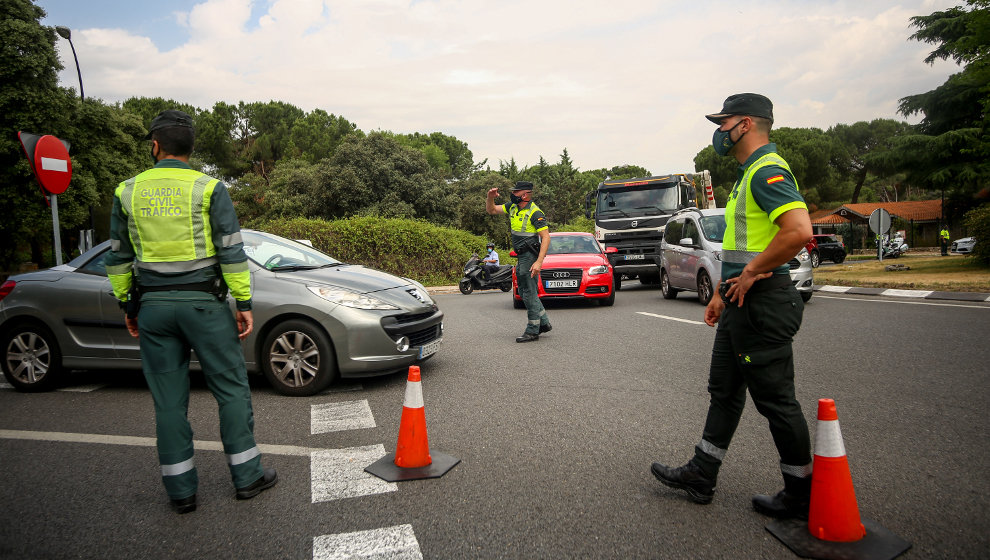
xmin=766 ymin=175 xmax=785 ymax=184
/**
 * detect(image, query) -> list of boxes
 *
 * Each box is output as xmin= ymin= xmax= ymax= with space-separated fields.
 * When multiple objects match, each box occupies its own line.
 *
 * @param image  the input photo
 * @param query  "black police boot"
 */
xmin=236 ymin=468 xmax=278 ymax=500
xmin=752 ymin=474 xmax=811 ymax=519
xmin=170 ymin=494 xmax=197 ymax=514
xmin=650 ymin=461 xmax=715 ymax=504
xmin=515 ymin=332 xmax=539 ymax=343
xmin=538 ymin=323 xmax=552 ymax=334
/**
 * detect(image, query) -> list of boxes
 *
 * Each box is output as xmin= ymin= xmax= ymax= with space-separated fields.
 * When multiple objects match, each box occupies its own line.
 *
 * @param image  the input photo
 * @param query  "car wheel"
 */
xmin=600 ymin=288 xmax=616 ymax=306
xmin=810 ymin=250 xmax=820 ymax=268
xmin=833 ymin=253 xmax=845 ymax=264
xmin=696 ymin=270 xmax=713 ymax=306
xmin=458 ymin=280 xmax=474 ymax=295
xmin=261 ymin=319 xmax=338 ymax=397
xmin=500 ymin=283 xmax=512 ymax=293
xmin=801 ymin=291 xmax=812 ymax=303
xmin=660 ymin=269 xmax=678 ymax=300
xmin=513 ymin=297 xmax=525 ymax=309
xmin=1 ymin=321 xmax=63 ymax=392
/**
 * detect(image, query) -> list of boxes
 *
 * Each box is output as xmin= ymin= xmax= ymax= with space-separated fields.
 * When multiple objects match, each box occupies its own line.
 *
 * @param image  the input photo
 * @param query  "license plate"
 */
xmin=624 ymin=254 xmax=645 ymax=260
xmin=418 ymin=338 xmax=442 ymax=359
xmin=546 ymin=280 xmax=579 ymax=288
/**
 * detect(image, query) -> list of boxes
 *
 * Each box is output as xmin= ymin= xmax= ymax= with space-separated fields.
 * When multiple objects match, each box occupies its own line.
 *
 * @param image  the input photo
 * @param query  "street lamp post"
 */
xmin=54 ymin=26 xmax=94 ymax=256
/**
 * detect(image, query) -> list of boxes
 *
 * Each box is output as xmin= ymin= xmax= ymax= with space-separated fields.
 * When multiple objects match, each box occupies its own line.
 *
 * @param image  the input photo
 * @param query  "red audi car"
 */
xmin=511 ymin=232 xmax=616 ymax=308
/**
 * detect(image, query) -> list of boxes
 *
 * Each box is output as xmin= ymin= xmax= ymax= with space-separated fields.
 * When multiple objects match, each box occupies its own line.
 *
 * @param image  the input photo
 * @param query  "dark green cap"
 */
xmin=511 ymin=181 xmax=534 ymax=191
xmin=144 ymin=110 xmax=194 ymax=140
xmin=705 ymin=93 xmax=773 ymax=125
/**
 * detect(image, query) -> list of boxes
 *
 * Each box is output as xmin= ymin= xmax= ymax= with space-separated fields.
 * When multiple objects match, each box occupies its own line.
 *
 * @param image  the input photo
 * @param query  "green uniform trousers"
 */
xmin=516 ymin=251 xmax=551 ymax=335
xmin=137 ymin=291 xmax=263 ymax=499
xmin=691 ymin=276 xmax=813 ymax=481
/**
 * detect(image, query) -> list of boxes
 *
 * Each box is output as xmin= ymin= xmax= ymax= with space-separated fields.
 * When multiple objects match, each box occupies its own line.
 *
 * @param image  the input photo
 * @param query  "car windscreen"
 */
xmin=242 ymin=230 xmax=342 ymax=270
xmin=596 ymin=184 xmax=680 ymax=216
xmin=699 ymin=215 xmax=726 ymax=243
xmin=547 ymin=236 xmax=601 ymax=255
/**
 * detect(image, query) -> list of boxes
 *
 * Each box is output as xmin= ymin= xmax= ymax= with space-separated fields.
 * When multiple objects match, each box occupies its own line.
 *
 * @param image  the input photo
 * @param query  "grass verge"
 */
xmin=813 ymin=254 xmax=990 ymax=292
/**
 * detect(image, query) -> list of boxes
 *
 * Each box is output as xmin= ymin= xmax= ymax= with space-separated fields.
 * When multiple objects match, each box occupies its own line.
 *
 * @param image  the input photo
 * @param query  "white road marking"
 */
xmin=881 ymin=288 xmax=933 ymax=298
xmin=0 ymin=429 xmax=323 ymax=456
xmin=311 ymin=400 xmax=376 ymax=435
xmin=636 ymin=311 xmax=707 ymax=325
xmin=817 ymin=285 xmax=851 ymax=293
xmin=814 ymin=295 xmax=990 ymax=309
xmin=313 ymin=524 xmax=422 ymax=560
xmin=0 ymin=382 xmax=12 ymax=390
xmin=311 ymin=444 xmax=397 ymax=502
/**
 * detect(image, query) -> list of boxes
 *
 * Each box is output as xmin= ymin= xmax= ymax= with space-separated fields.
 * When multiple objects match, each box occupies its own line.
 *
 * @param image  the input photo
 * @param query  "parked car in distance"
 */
xmin=511 ymin=231 xmax=616 ymax=307
xmin=659 ymin=208 xmax=814 ymax=304
xmin=807 ymin=234 xmax=846 ymax=266
xmin=951 ymin=237 xmax=977 ymax=254
xmin=0 ymin=230 xmax=443 ymax=396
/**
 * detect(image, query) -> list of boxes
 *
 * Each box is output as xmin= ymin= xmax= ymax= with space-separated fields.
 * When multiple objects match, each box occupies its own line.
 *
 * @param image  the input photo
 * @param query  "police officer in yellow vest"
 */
xmin=940 ymin=226 xmax=950 ymax=256
xmin=105 ymin=110 xmax=277 ymax=514
xmin=651 ymin=94 xmax=815 ymax=520
xmin=486 ymin=181 xmax=552 ymax=342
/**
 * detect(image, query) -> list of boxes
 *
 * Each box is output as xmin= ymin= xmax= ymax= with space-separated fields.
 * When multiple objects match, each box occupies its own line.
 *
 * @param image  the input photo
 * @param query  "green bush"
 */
xmin=555 ymin=215 xmax=595 ymax=233
xmin=255 ymin=216 xmax=507 ymax=285
xmin=963 ymin=203 xmax=990 ymax=265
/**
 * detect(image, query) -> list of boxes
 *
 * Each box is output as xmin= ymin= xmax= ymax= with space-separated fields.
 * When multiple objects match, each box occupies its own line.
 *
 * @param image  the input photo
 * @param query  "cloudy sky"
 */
xmin=38 ymin=0 xmax=961 ymax=175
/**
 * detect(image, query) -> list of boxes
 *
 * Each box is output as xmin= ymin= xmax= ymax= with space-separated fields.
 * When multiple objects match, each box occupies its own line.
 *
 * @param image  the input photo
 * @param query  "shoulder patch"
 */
xmin=766 ymin=175 xmax=785 ymax=184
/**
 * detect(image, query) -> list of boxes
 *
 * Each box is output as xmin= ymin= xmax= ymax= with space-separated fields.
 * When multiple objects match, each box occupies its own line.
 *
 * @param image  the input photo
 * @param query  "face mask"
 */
xmin=150 ymin=143 xmax=159 ymax=165
xmin=510 ymin=193 xmax=523 ymax=204
xmin=712 ymin=119 xmax=745 ymax=157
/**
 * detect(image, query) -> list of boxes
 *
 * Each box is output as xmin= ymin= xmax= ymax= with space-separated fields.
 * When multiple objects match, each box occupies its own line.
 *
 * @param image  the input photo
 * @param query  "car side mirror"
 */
xmin=605 ymin=246 xmax=618 ymax=253
xmin=679 ymin=237 xmax=695 ymax=246
xmin=509 ymin=250 xmax=518 ymax=257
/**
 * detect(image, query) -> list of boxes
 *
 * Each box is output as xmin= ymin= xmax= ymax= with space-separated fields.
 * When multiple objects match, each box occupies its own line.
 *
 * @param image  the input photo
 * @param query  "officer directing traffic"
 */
xmin=486 ymin=181 xmax=552 ymax=342
xmin=651 ymin=94 xmax=815 ymax=520
xmin=105 ymin=110 xmax=277 ymax=514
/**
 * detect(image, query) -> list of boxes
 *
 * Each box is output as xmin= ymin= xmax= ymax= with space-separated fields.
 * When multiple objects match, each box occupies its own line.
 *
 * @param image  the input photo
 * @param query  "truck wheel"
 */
xmin=639 ymin=272 xmax=660 ymax=285
xmin=696 ymin=270 xmax=713 ymax=306
xmin=660 ymin=269 xmax=679 ymax=300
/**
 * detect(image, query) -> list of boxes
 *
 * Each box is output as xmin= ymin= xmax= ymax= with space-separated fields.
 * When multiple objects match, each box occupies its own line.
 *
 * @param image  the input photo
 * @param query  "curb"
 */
xmin=814 ymin=285 xmax=990 ymax=302
xmin=427 ymin=285 xmax=990 ymax=302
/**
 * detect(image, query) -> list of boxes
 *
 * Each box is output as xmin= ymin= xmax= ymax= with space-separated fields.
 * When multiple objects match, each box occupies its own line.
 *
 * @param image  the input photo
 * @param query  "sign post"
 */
xmin=18 ymin=132 xmax=73 ymax=266
xmin=868 ymin=208 xmax=891 ymax=262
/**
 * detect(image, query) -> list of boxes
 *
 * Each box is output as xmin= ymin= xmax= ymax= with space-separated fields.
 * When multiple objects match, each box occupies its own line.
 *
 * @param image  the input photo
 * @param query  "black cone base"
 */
xmin=364 ymin=450 xmax=460 ymax=482
xmin=767 ymin=517 xmax=911 ymax=560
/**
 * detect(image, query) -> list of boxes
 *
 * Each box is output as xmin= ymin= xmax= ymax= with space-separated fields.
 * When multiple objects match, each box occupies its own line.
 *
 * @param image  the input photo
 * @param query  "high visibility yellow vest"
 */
xmin=115 ymin=167 xmax=220 ymax=268
xmin=508 ymin=201 xmax=546 ymax=236
xmin=940 ymin=229 xmax=949 ymax=240
xmin=722 ymin=153 xmax=804 ymax=265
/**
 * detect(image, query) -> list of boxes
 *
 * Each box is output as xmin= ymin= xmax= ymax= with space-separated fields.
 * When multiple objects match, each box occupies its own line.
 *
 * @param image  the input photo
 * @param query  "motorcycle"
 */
xmin=881 ymin=235 xmax=909 ymax=259
xmin=459 ymin=253 xmax=514 ymax=295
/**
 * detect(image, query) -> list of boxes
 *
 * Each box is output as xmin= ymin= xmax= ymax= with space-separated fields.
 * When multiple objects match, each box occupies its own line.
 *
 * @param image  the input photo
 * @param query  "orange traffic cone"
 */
xmin=365 ymin=366 xmax=460 ymax=482
xmin=394 ymin=366 xmax=431 ymax=468
xmin=808 ymin=398 xmax=866 ymax=542
xmin=766 ymin=398 xmax=911 ymax=560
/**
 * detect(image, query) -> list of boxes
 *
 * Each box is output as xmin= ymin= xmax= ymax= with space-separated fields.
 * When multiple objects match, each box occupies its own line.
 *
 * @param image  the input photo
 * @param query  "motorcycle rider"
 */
xmin=482 ymin=242 xmax=500 ymax=277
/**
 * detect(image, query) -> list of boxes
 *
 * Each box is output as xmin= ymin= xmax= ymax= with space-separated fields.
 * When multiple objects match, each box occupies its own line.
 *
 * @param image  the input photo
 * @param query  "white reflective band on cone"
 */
xmin=815 ymin=419 xmax=846 ymax=458
xmin=403 ymin=381 xmax=424 ymax=409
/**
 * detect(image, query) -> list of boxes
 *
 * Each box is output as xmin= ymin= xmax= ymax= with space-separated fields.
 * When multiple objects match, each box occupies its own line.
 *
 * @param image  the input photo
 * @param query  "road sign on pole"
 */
xmin=18 ymin=132 xmax=73 ymax=265
xmin=869 ymin=209 xmax=891 ymax=262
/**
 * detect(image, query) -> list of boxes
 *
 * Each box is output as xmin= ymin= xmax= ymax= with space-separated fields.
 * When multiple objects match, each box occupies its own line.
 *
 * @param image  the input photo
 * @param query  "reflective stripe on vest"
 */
xmin=509 ymin=202 xmax=542 ymax=237
xmin=722 ymin=153 xmax=799 ymax=264
xmin=116 ymin=168 xmax=220 ymax=269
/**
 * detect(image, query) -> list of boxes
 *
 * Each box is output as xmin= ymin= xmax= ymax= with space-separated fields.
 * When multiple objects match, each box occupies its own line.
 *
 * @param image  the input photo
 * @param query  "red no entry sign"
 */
xmin=18 ymin=132 xmax=73 ymax=195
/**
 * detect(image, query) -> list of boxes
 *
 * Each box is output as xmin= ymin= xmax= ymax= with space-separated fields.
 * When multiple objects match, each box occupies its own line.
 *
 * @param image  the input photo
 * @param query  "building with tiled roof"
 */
xmin=810 ymin=200 xmax=946 ymax=249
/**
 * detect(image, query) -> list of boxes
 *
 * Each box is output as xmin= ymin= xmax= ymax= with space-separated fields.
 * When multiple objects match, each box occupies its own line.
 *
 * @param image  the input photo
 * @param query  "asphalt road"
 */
xmin=1 ymin=285 xmax=988 ymax=559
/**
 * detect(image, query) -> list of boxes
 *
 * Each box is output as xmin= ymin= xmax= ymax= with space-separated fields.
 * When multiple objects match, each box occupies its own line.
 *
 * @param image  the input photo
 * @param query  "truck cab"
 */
xmin=585 ymin=173 xmax=713 ymax=288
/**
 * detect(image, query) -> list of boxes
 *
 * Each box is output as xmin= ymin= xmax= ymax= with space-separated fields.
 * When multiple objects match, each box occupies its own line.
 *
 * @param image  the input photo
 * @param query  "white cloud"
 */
xmin=57 ymin=0 xmax=961 ymax=174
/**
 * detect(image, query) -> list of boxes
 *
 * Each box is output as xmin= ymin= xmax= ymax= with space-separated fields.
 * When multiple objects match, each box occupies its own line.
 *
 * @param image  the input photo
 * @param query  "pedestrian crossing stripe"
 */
xmin=311 ymin=400 xmax=376 ymax=435
xmin=313 ymin=524 xmax=422 ymax=560
xmin=311 ymin=444 xmax=397 ymax=502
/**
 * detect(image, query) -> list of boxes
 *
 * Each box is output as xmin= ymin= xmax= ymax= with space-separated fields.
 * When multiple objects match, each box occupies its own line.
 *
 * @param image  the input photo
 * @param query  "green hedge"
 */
xmin=255 ymin=216 xmax=510 ymax=285
xmin=963 ymin=203 xmax=990 ymax=265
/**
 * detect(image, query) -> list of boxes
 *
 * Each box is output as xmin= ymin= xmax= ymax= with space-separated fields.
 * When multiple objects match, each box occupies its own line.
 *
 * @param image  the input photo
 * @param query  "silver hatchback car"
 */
xmin=0 ymin=230 xmax=443 ymax=396
xmin=658 ymin=208 xmax=813 ymax=304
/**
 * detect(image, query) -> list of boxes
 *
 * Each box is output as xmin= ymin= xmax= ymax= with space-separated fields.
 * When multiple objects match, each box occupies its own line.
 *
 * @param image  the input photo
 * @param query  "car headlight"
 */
xmin=588 ymin=265 xmax=608 ymax=275
xmin=712 ymin=250 xmax=722 ymax=262
xmin=307 ymin=286 xmax=399 ymax=310
xmin=797 ymin=249 xmax=810 ymax=261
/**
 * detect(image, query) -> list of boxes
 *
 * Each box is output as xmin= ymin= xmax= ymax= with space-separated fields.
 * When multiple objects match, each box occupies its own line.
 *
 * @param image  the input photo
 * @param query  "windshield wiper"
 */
xmin=633 ymin=205 xmax=666 ymax=213
xmin=599 ymin=208 xmax=630 ymax=217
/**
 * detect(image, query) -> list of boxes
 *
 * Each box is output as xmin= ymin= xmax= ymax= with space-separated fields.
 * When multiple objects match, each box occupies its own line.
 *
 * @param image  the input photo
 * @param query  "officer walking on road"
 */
xmin=486 ymin=181 xmax=552 ymax=342
xmin=105 ymin=110 xmax=277 ymax=514
xmin=651 ymin=94 xmax=815 ymax=520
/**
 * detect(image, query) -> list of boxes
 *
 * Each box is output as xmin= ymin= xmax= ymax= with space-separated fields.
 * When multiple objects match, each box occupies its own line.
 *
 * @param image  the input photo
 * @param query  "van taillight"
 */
xmin=0 ymin=280 xmax=15 ymax=302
